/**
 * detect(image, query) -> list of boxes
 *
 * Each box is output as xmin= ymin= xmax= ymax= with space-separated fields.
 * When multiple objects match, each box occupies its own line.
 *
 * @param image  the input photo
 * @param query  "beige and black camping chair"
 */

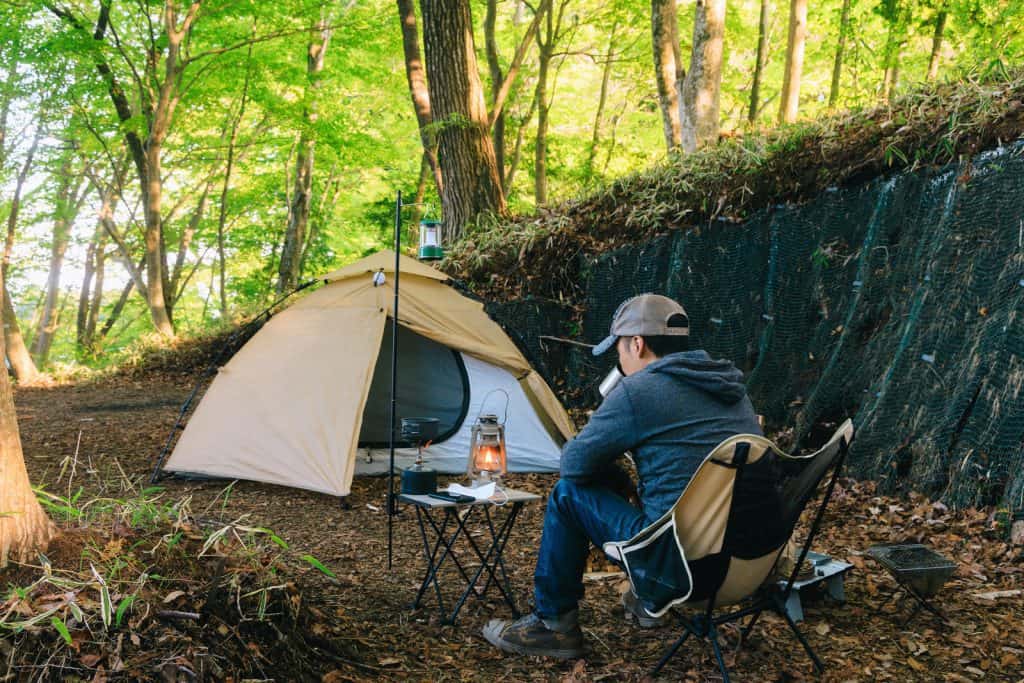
xmin=604 ymin=419 xmax=854 ymax=681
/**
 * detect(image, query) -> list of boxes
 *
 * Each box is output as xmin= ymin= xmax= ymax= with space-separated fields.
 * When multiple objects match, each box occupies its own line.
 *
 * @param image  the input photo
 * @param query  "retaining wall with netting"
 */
xmin=487 ymin=140 xmax=1024 ymax=512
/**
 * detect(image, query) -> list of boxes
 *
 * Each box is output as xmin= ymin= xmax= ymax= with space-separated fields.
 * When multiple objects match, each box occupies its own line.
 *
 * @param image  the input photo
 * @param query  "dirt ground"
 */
xmin=10 ymin=375 xmax=1024 ymax=682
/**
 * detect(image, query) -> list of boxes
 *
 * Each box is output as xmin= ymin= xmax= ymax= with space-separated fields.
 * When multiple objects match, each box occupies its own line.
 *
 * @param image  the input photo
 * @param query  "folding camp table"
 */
xmin=400 ymin=487 xmax=541 ymax=625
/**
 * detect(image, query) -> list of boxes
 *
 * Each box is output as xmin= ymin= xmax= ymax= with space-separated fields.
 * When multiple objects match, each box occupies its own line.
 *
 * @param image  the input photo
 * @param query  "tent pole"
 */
xmin=388 ymin=191 xmax=402 ymax=571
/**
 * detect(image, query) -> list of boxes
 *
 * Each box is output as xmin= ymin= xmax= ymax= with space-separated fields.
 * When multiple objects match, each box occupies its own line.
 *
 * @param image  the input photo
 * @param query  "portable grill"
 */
xmin=866 ymin=543 xmax=956 ymax=623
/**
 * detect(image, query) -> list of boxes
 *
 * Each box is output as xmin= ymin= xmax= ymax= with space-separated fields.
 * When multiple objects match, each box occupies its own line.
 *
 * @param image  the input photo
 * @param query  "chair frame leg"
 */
xmin=776 ymin=594 xmax=824 ymax=674
xmin=651 ymin=594 xmax=734 ymax=681
xmin=652 ymin=629 xmax=691 ymax=676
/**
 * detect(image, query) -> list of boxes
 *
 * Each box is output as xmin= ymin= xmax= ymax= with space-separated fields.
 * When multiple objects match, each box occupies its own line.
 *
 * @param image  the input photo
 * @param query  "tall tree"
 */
xmin=829 ymin=0 xmax=853 ymax=107
xmin=485 ymin=0 xmax=507 ymax=185
xmin=278 ymin=7 xmax=331 ymax=294
xmin=679 ymin=0 xmax=727 ymax=151
xmin=31 ymin=153 xmax=89 ymax=366
xmin=779 ymin=0 xmax=808 ymax=123
xmin=0 ymin=266 xmax=55 ymax=568
xmin=76 ymin=222 xmax=106 ymax=356
xmin=397 ymin=0 xmax=443 ymax=197
xmin=878 ymin=0 xmax=909 ymax=102
xmin=215 ymin=39 xmax=256 ymax=317
xmin=651 ymin=0 xmax=682 ymax=150
xmin=46 ymin=0 xmax=215 ymax=336
xmin=533 ymin=0 xmax=570 ymax=206
xmin=748 ymin=0 xmax=771 ymax=124
xmin=482 ymin=0 xmax=547 ymax=191
xmin=2 ymin=134 xmax=40 ymax=382
xmin=420 ymin=0 xmax=507 ymax=241
xmin=927 ymin=7 xmax=947 ymax=81
xmin=586 ymin=17 xmax=620 ymax=179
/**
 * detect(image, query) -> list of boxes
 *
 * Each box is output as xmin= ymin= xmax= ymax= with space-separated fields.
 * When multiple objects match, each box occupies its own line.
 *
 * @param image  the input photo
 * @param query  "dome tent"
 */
xmin=157 ymin=251 xmax=574 ymax=497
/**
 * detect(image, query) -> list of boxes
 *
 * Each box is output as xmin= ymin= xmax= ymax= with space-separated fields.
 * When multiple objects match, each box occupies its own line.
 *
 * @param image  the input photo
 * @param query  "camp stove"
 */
xmin=400 ymin=417 xmax=439 ymax=495
xmin=866 ymin=543 xmax=956 ymax=623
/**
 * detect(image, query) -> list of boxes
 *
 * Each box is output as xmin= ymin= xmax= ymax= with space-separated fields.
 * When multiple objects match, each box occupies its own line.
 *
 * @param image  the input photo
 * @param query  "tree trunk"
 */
xmin=31 ymin=158 xmax=86 ymax=366
xmin=651 ymin=0 xmax=682 ymax=151
xmin=778 ymin=0 xmax=807 ymax=124
xmin=534 ymin=11 xmax=553 ymax=206
xmin=0 ymin=270 xmax=55 ymax=568
xmin=86 ymin=241 xmax=106 ymax=349
xmin=47 ymin=0 xmax=200 ymax=338
xmin=828 ymin=0 xmax=852 ymax=108
xmin=880 ymin=0 xmax=903 ymax=103
xmin=586 ymin=19 xmax=618 ymax=179
xmin=216 ymin=47 xmax=255 ymax=317
xmin=397 ymin=0 xmax=443 ymax=197
xmin=485 ymin=0 xmax=506 ymax=185
xmin=170 ymin=184 xmax=211 ymax=304
xmin=2 ymin=290 xmax=35 ymax=382
xmin=2 ymin=133 xmax=39 ymax=383
xmin=98 ymin=272 xmax=138 ymax=342
xmin=926 ymin=10 xmax=946 ymax=81
xmin=420 ymin=0 xmax=507 ymax=241
xmin=76 ymin=224 xmax=104 ymax=354
xmin=278 ymin=11 xmax=330 ymax=294
xmin=680 ymin=0 xmax=726 ymax=152
xmin=748 ymin=0 xmax=770 ymax=124
xmin=504 ymin=95 xmax=536 ymax=191
xmin=302 ymin=163 xmax=342 ymax=275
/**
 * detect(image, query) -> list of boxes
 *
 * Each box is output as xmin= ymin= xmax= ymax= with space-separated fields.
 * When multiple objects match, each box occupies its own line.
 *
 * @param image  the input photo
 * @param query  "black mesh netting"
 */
xmin=487 ymin=140 xmax=1024 ymax=510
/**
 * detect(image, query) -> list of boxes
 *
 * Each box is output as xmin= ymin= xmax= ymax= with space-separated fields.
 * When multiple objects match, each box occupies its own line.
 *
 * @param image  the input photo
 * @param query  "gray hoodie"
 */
xmin=560 ymin=350 xmax=762 ymax=522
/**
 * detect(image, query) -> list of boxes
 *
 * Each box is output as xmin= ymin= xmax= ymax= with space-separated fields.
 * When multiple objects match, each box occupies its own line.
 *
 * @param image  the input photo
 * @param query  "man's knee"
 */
xmin=548 ymin=478 xmax=584 ymax=513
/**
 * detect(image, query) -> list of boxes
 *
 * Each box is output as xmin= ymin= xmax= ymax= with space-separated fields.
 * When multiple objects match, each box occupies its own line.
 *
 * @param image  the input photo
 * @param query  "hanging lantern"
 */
xmin=418 ymin=220 xmax=444 ymax=261
xmin=467 ymin=414 xmax=507 ymax=485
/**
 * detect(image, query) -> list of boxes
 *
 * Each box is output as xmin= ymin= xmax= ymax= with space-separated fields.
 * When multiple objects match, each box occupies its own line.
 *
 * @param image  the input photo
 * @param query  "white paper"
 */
xmin=448 ymin=482 xmax=496 ymax=500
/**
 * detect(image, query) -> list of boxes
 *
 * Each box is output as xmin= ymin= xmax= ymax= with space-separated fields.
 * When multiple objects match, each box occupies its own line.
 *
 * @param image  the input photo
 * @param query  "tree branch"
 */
xmin=489 ymin=0 xmax=549 ymax=129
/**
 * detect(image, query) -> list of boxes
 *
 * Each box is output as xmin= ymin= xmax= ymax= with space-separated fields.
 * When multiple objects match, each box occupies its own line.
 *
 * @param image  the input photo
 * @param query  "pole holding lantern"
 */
xmin=387 ymin=193 xmax=439 ymax=572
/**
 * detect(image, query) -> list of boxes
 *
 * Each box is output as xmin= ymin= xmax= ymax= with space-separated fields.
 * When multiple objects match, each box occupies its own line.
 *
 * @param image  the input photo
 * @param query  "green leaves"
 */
xmin=50 ymin=616 xmax=73 ymax=645
xmin=301 ymin=554 xmax=336 ymax=579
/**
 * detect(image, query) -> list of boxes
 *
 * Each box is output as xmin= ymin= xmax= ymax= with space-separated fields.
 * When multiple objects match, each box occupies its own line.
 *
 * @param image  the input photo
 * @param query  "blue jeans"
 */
xmin=533 ymin=478 xmax=649 ymax=619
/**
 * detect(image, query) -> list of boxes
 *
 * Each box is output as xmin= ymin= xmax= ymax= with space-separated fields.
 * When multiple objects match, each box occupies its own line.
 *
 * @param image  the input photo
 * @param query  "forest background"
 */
xmin=1 ymin=0 xmax=1022 ymax=375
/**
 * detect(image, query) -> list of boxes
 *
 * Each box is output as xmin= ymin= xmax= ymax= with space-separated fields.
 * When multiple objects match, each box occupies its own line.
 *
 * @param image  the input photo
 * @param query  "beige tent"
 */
xmin=159 ymin=251 xmax=574 ymax=496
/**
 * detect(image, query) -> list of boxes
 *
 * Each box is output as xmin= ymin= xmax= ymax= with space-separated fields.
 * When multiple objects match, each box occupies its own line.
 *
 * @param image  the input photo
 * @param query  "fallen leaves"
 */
xmin=6 ymin=378 xmax=1024 ymax=682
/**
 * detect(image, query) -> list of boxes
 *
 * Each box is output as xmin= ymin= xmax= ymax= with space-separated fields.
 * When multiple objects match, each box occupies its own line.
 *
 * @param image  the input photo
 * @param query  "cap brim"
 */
xmin=592 ymin=335 xmax=617 ymax=356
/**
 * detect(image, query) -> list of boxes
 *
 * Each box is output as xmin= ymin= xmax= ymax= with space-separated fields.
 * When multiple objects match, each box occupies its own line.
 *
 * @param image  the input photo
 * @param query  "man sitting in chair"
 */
xmin=484 ymin=293 xmax=763 ymax=659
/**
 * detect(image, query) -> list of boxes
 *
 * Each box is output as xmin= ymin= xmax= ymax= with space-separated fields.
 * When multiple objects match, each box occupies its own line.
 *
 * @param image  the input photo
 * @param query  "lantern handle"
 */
xmin=476 ymin=388 xmax=510 ymax=425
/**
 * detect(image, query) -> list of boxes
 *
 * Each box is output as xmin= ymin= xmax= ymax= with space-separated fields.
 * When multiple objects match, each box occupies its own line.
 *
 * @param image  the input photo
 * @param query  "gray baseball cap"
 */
xmin=592 ymin=294 xmax=689 ymax=356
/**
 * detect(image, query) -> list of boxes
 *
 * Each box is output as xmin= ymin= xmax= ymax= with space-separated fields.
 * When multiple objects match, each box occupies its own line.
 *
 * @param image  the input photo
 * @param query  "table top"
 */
xmin=399 ymin=486 xmax=542 ymax=508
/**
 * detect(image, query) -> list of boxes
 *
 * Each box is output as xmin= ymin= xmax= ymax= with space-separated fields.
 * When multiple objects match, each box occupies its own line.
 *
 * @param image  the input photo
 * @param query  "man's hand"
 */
xmin=600 ymin=462 xmax=639 ymax=507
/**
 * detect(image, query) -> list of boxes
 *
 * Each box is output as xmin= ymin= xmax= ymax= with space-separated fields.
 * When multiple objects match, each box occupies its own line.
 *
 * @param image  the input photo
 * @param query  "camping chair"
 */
xmin=603 ymin=419 xmax=854 ymax=681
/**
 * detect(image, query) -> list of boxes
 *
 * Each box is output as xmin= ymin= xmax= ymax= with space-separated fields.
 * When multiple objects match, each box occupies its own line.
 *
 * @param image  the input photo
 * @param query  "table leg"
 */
xmin=476 ymin=504 xmax=520 ymax=606
xmin=411 ymin=505 xmax=451 ymax=613
xmin=450 ymin=502 xmax=524 ymax=623
xmin=412 ymin=506 xmax=492 ymax=624
xmin=423 ymin=506 xmax=482 ymax=590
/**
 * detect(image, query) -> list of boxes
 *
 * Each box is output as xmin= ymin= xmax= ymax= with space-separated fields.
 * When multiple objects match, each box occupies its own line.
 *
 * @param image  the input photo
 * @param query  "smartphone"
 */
xmin=428 ymin=491 xmax=476 ymax=504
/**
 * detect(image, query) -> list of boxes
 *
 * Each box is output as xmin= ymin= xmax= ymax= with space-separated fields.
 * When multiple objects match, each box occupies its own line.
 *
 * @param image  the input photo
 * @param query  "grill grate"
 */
xmin=867 ymin=544 xmax=956 ymax=597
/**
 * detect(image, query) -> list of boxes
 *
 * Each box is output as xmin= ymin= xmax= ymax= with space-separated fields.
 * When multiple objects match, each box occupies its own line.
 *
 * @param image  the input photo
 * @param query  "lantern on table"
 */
xmin=468 ymin=414 xmax=507 ymax=486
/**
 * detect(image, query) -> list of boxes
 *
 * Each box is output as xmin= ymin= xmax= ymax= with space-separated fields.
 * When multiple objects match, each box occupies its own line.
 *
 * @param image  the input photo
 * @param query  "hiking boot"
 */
xmin=621 ymin=589 xmax=671 ymax=628
xmin=482 ymin=613 xmax=584 ymax=659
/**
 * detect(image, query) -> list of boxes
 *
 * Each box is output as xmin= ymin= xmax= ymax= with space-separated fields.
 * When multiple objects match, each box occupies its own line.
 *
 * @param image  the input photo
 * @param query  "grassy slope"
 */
xmin=444 ymin=69 xmax=1024 ymax=302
